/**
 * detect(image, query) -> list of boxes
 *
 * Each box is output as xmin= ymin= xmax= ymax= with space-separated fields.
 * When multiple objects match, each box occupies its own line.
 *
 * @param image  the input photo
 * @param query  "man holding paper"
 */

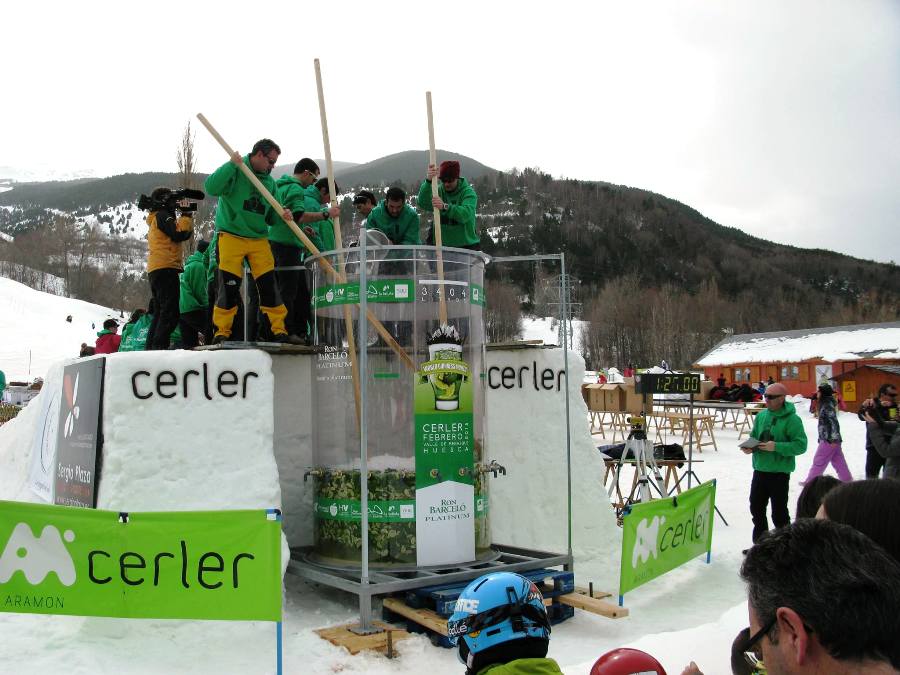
xmin=740 ymin=382 xmax=807 ymax=543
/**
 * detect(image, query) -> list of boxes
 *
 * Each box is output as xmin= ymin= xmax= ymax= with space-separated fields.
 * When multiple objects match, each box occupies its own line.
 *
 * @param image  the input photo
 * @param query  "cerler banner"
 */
xmin=619 ymin=481 xmax=716 ymax=597
xmin=414 ymin=335 xmax=475 ymax=567
xmin=0 ymin=501 xmax=281 ymax=622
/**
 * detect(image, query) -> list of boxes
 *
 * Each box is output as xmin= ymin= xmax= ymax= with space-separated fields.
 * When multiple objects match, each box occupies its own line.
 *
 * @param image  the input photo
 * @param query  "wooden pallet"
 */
xmin=383 ymin=578 xmax=627 ymax=649
xmin=315 ymin=619 xmax=413 ymax=656
xmin=558 ymin=592 xmax=628 ymax=619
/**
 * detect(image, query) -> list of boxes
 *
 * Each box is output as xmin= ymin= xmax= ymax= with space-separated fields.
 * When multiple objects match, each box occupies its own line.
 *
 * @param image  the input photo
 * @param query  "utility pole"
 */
xmin=546 ymin=273 xmax=581 ymax=349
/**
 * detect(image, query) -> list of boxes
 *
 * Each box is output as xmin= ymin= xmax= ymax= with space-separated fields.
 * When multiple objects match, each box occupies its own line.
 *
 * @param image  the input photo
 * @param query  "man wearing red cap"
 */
xmin=417 ymin=160 xmax=480 ymax=250
xmin=741 ymin=382 xmax=807 ymax=543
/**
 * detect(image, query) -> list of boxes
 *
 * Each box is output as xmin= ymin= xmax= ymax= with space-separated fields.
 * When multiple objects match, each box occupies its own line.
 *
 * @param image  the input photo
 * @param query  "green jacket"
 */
xmin=118 ymin=313 xmax=153 ymax=352
xmin=0 ymin=370 xmax=6 ymax=397
xmin=417 ymin=177 xmax=479 ymax=247
xmin=271 ymin=175 xmax=325 ymax=253
xmin=304 ymin=186 xmax=334 ymax=252
xmin=478 ymin=658 xmax=563 ymax=675
xmin=749 ymin=400 xmax=808 ymax=473
xmin=366 ymin=200 xmax=421 ymax=245
xmin=179 ymin=250 xmax=209 ymax=313
xmin=205 ymin=156 xmax=279 ymax=239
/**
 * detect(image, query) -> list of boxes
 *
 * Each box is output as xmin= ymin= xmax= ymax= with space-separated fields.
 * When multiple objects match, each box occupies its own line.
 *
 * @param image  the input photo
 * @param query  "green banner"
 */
xmin=0 ymin=501 xmax=281 ymax=621
xmin=414 ymin=341 xmax=475 ymax=566
xmin=313 ymin=279 xmax=413 ymax=307
xmin=314 ymin=498 xmax=415 ymax=523
xmin=619 ymin=481 xmax=716 ymax=597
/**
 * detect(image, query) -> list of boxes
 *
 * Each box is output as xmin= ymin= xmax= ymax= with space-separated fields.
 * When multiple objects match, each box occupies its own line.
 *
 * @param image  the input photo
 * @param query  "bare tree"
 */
xmin=176 ymin=120 xmax=198 ymax=190
xmin=484 ymin=280 xmax=523 ymax=343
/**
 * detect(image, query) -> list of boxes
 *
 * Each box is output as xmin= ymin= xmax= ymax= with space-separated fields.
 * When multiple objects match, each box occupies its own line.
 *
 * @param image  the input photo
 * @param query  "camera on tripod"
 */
xmin=627 ymin=415 xmax=647 ymax=440
xmin=137 ymin=187 xmax=205 ymax=213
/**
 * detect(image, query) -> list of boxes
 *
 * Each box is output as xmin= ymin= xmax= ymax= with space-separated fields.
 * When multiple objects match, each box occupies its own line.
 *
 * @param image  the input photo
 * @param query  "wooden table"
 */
xmin=738 ymin=406 xmax=765 ymax=439
xmin=589 ymin=410 xmax=629 ymax=442
xmin=655 ymin=412 xmax=718 ymax=452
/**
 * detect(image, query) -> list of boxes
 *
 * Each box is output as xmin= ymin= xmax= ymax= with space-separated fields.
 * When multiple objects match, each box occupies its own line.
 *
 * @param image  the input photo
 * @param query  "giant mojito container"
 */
xmin=307 ymin=243 xmax=491 ymax=569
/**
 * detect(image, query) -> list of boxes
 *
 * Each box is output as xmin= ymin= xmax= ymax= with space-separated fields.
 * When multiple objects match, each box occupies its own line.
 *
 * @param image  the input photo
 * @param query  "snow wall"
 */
xmin=0 ymin=345 xmax=621 ymax=585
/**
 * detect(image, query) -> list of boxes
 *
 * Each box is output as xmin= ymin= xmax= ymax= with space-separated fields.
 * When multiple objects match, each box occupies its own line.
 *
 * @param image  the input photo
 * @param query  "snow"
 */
xmin=0 ymin=277 xmax=121 ymax=381
xmin=520 ymin=316 xmax=588 ymax=350
xmin=696 ymin=322 xmax=900 ymax=366
xmin=0 ymin=282 xmax=877 ymax=674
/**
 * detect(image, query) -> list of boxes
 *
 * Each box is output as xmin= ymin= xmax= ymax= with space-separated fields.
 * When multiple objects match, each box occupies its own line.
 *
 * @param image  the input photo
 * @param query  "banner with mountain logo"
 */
xmin=0 ymin=500 xmax=281 ymax=621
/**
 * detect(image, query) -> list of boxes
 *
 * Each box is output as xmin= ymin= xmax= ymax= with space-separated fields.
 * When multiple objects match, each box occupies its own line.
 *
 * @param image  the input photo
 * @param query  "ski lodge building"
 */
xmin=693 ymin=321 xmax=900 ymax=402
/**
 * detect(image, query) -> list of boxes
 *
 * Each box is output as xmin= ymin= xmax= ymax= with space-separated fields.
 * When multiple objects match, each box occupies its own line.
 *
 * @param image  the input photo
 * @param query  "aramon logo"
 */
xmin=0 ymin=523 xmax=77 ymax=586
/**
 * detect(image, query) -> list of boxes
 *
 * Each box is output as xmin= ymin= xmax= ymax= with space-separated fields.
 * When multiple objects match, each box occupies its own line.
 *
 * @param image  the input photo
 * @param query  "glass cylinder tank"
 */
xmin=307 ymin=243 xmax=490 ymax=569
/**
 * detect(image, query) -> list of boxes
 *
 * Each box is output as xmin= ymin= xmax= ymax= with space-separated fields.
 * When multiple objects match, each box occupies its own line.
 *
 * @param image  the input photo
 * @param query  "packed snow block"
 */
xmin=270 ymin=353 xmax=314 ymax=547
xmin=485 ymin=348 xmax=620 ymax=575
xmin=98 ymin=350 xmax=281 ymax=513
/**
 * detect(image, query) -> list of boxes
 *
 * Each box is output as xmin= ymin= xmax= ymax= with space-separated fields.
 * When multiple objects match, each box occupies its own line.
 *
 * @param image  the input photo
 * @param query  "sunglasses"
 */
xmin=743 ymin=616 xmax=775 ymax=671
xmin=764 ymin=394 xmax=784 ymax=400
xmin=440 ymin=176 xmax=456 ymax=183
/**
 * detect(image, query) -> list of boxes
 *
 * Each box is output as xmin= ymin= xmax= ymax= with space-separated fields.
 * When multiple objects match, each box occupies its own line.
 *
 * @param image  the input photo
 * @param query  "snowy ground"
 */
xmin=0 ymin=277 xmax=121 ymax=382
xmin=0 ymin=280 xmax=873 ymax=674
xmin=0 ymin=378 xmax=869 ymax=674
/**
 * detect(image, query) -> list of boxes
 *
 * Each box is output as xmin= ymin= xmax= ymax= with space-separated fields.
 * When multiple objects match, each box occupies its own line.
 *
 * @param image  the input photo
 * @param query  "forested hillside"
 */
xmin=1 ymin=159 xmax=897 ymax=369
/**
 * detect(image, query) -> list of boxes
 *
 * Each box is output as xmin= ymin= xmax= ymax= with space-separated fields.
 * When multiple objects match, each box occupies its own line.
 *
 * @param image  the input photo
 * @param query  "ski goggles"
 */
xmin=447 ymin=599 xmax=551 ymax=640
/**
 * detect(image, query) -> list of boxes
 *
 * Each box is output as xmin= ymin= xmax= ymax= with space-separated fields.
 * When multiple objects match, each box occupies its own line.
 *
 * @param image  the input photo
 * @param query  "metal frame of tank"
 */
xmin=287 ymin=245 xmax=574 ymax=633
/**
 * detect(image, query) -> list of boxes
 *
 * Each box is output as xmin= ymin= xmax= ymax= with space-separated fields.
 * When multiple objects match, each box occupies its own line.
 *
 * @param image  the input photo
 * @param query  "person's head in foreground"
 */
xmin=591 ymin=647 xmax=667 ymax=675
xmin=447 ymin=572 xmax=556 ymax=675
xmin=818 ymin=478 xmax=900 ymax=563
xmin=740 ymin=518 xmax=900 ymax=674
xmin=794 ymin=475 xmax=841 ymax=520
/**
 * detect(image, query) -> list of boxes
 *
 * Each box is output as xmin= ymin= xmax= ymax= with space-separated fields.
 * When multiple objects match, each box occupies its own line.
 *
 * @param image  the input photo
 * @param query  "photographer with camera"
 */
xmin=142 ymin=186 xmax=198 ymax=350
xmin=857 ymin=383 xmax=898 ymax=478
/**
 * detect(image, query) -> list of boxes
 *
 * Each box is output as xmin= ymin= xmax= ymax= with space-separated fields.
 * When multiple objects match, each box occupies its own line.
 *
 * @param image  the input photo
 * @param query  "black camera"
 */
xmin=137 ymin=188 xmax=205 ymax=213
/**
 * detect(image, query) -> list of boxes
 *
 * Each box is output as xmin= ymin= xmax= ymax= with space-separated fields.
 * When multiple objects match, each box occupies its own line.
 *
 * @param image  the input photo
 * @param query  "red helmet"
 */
xmin=590 ymin=648 xmax=668 ymax=675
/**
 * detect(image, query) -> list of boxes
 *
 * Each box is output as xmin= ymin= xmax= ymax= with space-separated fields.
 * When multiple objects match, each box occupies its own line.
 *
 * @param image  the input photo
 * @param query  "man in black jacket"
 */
xmin=858 ymin=382 xmax=898 ymax=478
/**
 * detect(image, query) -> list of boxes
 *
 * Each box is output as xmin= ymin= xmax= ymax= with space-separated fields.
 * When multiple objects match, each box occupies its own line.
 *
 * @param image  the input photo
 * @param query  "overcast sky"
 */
xmin=2 ymin=1 xmax=898 ymax=264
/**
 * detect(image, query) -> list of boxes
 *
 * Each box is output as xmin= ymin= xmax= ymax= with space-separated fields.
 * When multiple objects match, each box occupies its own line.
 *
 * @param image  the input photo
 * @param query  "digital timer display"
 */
xmin=635 ymin=373 xmax=702 ymax=395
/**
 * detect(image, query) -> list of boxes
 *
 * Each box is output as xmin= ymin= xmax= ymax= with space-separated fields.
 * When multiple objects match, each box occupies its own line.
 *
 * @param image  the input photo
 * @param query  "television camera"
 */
xmin=137 ymin=188 xmax=205 ymax=213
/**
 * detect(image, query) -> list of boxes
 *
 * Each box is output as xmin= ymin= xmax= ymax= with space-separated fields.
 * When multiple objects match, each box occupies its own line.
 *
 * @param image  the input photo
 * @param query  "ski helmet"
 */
xmin=589 ymin=648 xmax=668 ymax=675
xmin=447 ymin=572 xmax=551 ymax=667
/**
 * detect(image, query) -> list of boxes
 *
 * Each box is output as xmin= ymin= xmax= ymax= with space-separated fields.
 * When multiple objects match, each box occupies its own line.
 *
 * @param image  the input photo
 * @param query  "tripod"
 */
xmin=608 ymin=417 xmax=666 ymax=516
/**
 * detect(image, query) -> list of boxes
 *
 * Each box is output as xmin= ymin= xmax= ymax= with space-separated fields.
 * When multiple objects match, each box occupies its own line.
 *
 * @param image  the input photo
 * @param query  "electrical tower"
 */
xmin=545 ymin=273 xmax=581 ymax=350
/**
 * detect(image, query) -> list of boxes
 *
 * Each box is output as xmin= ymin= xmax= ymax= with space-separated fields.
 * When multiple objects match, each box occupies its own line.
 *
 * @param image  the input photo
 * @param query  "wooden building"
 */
xmin=831 ymin=365 xmax=900 ymax=404
xmin=693 ymin=321 xmax=900 ymax=401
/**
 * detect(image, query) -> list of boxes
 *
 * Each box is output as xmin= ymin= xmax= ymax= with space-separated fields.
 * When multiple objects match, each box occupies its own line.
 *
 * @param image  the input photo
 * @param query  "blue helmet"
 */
xmin=447 ymin=572 xmax=551 ymax=667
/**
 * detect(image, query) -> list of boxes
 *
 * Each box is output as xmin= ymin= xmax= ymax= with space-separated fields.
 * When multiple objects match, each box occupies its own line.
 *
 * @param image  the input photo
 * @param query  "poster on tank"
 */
xmin=54 ymin=358 xmax=105 ymax=509
xmin=619 ymin=480 xmax=716 ymax=597
xmin=28 ymin=373 xmax=62 ymax=503
xmin=414 ymin=328 xmax=474 ymax=566
xmin=0 ymin=500 xmax=281 ymax=621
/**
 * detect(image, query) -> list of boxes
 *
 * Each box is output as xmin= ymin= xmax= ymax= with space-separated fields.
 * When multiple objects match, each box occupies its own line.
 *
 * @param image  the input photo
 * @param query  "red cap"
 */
xmin=439 ymin=160 xmax=460 ymax=181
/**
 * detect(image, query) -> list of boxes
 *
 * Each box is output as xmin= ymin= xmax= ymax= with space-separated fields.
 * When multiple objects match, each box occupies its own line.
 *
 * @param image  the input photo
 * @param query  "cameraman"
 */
xmin=858 ymin=383 xmax=899 ymax=478
xmin=146 ymin=187 xmax=193 ymax=350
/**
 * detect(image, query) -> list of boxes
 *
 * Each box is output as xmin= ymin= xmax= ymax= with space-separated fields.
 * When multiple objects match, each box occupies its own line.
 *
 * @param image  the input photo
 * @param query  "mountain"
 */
xmin=270 ymin=159 xmax=359 ymax=180
xmin=333 ymin=150 xmax=495 ymax=187
xmin=1 ymin=159 xmax=896 ymax=360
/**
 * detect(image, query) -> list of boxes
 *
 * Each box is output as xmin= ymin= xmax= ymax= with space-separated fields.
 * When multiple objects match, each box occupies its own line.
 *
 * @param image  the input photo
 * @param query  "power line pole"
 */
xmin=546 ymin=273 xmax=581 ymax=349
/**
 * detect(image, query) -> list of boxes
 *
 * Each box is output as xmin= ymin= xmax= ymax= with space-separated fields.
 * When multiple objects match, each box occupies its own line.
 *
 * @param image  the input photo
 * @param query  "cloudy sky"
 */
xmin=2 ymin=1 xmax=898 ymax=263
